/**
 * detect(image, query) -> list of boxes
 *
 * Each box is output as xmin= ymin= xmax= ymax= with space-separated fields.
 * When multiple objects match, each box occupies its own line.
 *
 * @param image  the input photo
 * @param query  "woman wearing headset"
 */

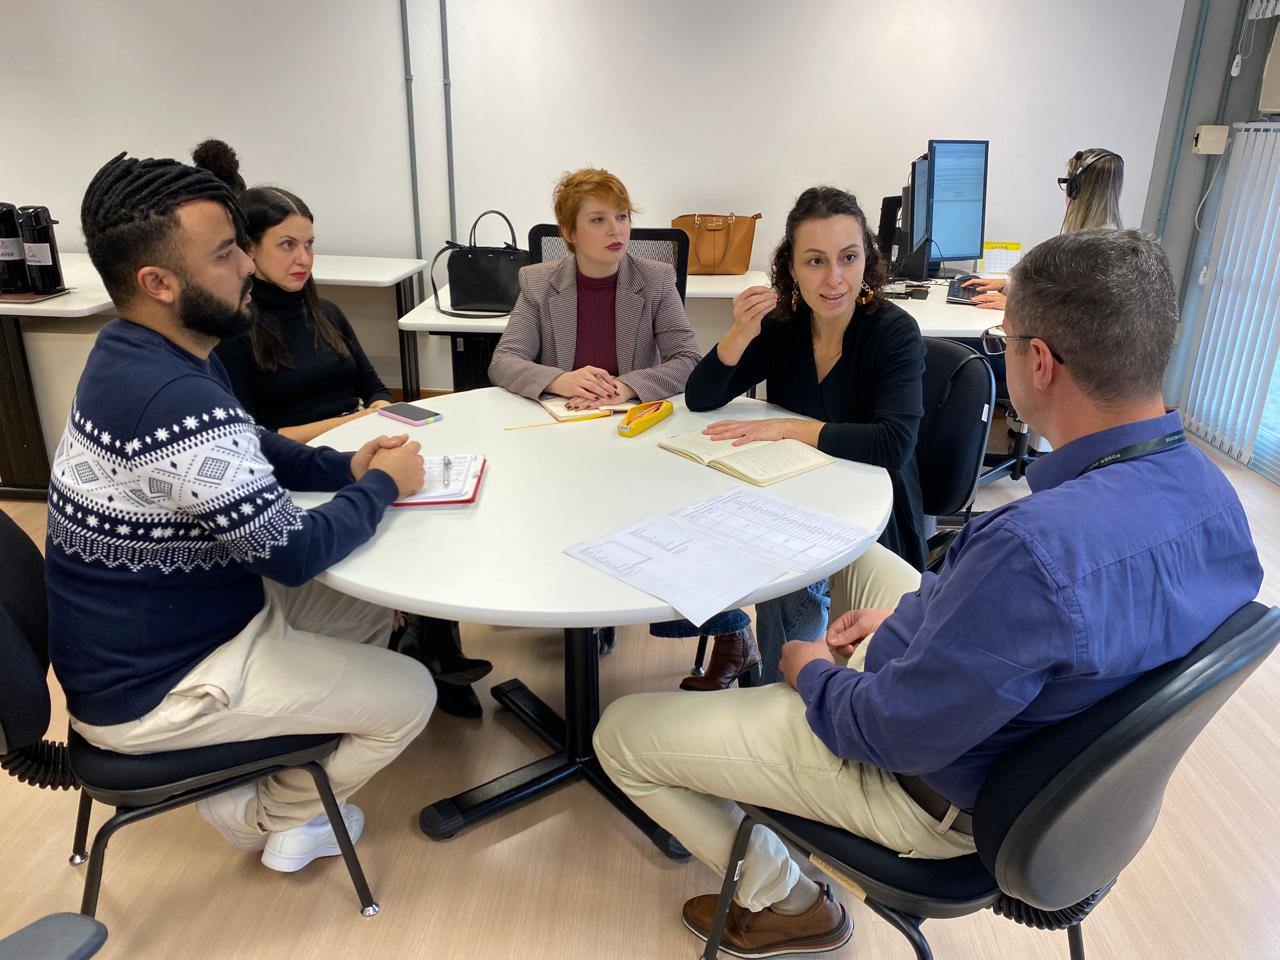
xmin=964 ymin=147 xmax=1124 ymax=309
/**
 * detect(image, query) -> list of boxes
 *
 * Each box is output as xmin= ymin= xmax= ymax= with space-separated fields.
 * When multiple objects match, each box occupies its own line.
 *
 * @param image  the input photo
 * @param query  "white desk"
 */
xmin=310 ymin=255 xmax=426 ymax=288
xmin=400 ymin=272 xmax=774 ymax=391
xmin=402 ymin=278 xmax=997 ymax=393
xmin=896 ymin=283 xmax=1001 ymax=338
xmin=310 ymin=255 xmax=429 ymax=399
xmin=687 ymin=270 xmax=771 ymax=298
xmin=0 ymin=255 xmax=114 ymax=496
xmin=295 ymin=387 xmax=890 ymax=854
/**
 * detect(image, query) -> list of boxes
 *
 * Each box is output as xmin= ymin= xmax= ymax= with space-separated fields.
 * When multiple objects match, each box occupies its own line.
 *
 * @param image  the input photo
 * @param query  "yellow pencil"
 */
xmin=504 ymin=413 xmax=615 ymax=431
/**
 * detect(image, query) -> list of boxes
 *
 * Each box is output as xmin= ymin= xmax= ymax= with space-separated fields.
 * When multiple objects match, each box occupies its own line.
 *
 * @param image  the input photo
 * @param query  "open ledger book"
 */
xmin=658 ymin=432 xmax=833 ymax=486
xmin=537 ymin=395 xmax=633 ymax=422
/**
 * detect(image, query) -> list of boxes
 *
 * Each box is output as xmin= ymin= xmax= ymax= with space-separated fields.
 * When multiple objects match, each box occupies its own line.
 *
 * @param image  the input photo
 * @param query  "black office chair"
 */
xmin=0 ymin=511 xmax=379 ymax=922
xmin=527 ymin=224 xmax=691 ymax=304
xmin=943 ymin=344 xmax=1039 ymax=487
xmin=698 ymin=601 xmax=1280 ymax=960
xmin=916 ymin=338 xmax=996 ymax=572
xmin=687 ymin=338 xmax=993 ymax=676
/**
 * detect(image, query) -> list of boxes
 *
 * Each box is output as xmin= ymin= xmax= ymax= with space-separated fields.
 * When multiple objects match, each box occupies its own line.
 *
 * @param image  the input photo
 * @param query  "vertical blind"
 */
xmin=1182 ymin=123 xmax=1280 ymax=467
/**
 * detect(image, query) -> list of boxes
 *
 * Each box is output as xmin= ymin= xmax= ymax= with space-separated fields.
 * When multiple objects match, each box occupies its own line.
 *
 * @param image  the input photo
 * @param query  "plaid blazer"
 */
xmin=487 ymin=253 xmax=701 ymax=401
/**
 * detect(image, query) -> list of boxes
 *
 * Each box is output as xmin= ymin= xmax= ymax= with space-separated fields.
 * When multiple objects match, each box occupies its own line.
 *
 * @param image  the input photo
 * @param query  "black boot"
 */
xmin=412 ymin=617 xmax=493 ymax=685
xmin=434 ymin=681 xmax=483 ymax=718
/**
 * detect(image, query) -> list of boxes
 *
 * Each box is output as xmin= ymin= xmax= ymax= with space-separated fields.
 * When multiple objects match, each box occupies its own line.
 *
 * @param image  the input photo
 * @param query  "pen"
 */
xmin=442 ymin=455 xmax=452 ymax=486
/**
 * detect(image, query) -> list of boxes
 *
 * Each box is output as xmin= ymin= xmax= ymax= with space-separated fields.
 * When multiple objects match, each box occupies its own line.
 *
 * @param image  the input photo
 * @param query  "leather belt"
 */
xmin=897 ymin=774 xmax=974 ymax=836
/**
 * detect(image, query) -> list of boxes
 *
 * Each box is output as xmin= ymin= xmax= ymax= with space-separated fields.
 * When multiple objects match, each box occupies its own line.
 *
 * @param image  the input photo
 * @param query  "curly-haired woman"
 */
xmin=685 ymin=186 xmax=926 ymax=684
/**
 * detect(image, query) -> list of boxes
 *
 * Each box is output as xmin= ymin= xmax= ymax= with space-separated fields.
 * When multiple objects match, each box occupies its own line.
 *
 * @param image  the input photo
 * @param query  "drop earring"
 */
xmin=856 ymin=281 xmax=874 ymax=305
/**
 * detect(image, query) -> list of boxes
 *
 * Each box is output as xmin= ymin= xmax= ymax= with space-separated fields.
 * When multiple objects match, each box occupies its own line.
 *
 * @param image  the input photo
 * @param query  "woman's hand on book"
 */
xmin=549 ymin=366 xmax=621 ymax=404
xmin=565 ymin=378 xmax=637 ymax=411
xmin=702 ymin=417 xmax=793 ymax=446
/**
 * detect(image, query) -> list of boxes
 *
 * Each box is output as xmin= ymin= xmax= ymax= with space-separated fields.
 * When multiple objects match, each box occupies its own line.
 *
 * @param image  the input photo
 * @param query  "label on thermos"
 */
xmin=23 ymin=242 xmax=52 ymax=266
xmin=0 ymin=238 xmax=23 ymax=261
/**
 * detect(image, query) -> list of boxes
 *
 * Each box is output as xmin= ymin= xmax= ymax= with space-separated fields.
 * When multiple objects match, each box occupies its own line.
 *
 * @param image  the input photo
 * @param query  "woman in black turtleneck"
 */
xmin=194 ymin=140 xmax=489 ymax=718
xmin=210 ymin=182 xmax=393 ymax=443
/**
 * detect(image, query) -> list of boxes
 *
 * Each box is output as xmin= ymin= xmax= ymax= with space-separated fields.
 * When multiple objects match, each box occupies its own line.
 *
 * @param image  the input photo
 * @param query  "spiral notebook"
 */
xmin=392 ymin=454 xmax=486 ymax=507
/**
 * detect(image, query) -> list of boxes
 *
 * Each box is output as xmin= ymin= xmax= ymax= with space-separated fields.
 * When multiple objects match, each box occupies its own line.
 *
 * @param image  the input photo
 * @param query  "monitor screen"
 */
xmin=926 ymin=140 xmax=988 ymax=262
xmin=910 ymin=155 xmax=929 ymax=252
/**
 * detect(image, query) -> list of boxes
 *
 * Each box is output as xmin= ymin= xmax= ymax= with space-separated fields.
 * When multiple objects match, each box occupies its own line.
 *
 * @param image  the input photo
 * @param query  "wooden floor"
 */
xmin=3 ymin=440 xmax=1279 ymax=959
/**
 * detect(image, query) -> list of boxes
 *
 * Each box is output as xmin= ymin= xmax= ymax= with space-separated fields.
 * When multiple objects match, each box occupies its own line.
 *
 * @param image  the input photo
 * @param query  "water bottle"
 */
xmin=18 ymin=205 xmax=65 ymax=294
xmin=0 ymin=202 xmax=28 ymax=294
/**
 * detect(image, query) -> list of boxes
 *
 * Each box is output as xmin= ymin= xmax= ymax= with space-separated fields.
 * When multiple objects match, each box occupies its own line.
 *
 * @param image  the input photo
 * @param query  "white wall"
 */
xmin=446 ymin=0 xmax=1186 ymax=267
xmin=0 ymin=0 xmax=461 ymax=389
xmin=0 ymin=0 xmax=416 ymax=258
xmin=0 ymin=0 xmax=1188 ymax=393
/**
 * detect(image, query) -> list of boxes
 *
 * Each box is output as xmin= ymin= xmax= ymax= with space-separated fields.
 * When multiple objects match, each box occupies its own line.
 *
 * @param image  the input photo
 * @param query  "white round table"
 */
xmin=295 ymin=387 xmax=892 ymax=856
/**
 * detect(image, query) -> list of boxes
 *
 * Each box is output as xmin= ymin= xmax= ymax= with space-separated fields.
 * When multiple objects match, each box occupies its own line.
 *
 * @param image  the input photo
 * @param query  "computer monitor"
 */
xmin=910 ymin=155 xmax=930 ymax=254
xmin=896 ymin=139 xmax=989 ymax=280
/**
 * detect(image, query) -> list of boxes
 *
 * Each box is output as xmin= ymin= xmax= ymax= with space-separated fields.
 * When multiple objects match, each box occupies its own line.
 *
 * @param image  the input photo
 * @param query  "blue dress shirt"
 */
xmin=796 ymin=411 xmax=1262 ymax=810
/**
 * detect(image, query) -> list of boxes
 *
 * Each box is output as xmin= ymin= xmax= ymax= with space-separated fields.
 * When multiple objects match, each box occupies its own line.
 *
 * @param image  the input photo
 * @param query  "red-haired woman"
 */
xmin=488 ymin=166 xmax=700 ymax=407
xmin=489 ymin=168 xmax=758 ymax=689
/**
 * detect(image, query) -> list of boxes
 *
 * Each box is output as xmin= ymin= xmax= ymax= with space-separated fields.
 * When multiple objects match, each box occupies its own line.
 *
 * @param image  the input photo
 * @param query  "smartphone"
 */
xmin=377 ymin=402 xmax=442 ymax=427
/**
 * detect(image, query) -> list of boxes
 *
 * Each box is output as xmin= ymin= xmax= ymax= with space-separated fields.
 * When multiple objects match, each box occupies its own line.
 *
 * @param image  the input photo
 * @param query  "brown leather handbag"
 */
xmin=671 ymin=212 xmax=762 ymax=275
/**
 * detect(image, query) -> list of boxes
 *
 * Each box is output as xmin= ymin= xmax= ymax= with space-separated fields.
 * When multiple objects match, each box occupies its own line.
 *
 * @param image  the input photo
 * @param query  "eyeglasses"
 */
xmin=980 ymin=325 xmax=1066 ymax=365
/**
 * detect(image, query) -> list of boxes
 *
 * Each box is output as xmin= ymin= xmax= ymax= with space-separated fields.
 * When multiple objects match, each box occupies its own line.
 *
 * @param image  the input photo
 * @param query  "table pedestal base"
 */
xmin=418 ymin=626 xmax=690 ymax=861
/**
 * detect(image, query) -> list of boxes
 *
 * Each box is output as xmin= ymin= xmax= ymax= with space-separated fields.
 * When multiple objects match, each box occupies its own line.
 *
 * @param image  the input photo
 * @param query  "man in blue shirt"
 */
xmin=49 ymin=154 xmax=434 ymax=875
xmin=594 ymin=229 xmax=1262 ymax=958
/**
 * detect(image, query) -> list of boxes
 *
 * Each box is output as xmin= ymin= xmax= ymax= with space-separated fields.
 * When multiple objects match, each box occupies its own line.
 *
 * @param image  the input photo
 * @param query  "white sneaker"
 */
xmin=260 ymin=804 xmax=365 ymax=873
xmin=196 ymin=783 xmax=266 ymax=852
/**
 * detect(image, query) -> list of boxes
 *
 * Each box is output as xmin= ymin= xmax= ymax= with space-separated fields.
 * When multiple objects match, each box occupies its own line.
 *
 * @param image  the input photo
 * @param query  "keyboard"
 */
xmin=946 ymin=275 xmax=981 ymax=305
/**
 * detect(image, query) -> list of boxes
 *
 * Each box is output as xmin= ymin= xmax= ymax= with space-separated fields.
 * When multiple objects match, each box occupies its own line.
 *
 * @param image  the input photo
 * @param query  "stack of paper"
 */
xmin=565 ymin=488 xmax=876 ymax=626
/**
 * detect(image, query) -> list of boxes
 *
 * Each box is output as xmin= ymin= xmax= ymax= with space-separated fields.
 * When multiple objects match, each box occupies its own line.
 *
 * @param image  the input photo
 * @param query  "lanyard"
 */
xmin=1077 ymin=430 xmax=1186 ymax=478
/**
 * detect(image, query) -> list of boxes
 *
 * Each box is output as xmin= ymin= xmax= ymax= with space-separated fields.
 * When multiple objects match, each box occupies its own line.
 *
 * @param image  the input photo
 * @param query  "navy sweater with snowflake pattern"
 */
xmin=46 ymin=318 xmax=399 ymax=726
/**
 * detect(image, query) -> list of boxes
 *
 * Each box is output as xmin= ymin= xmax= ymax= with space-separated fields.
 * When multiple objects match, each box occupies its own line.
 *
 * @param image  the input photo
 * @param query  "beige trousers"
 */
xmin=72 ymin=580 xmax=436 ymax=836
xmin=594 ymin=544 xmax=975 ymax=912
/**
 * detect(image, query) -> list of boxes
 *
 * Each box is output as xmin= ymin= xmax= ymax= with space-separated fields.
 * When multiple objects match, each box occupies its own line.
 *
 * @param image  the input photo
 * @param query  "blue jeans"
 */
xmin=755 ymin=580 xmax=831 ymax=684
xmin=650 ymin=608 xmax=751 ymax=638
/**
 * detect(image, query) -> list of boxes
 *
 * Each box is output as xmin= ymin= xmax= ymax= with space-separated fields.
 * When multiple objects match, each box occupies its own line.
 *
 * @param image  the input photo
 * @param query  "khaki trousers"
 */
xmin=72 ymin=580 xmax=436 ymax=837
xmin=594 ymin=544 xmax=975 ymax=912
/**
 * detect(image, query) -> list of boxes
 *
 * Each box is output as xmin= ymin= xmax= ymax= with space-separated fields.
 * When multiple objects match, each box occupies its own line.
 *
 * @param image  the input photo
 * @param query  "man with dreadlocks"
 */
xmin=46 ymin=152 xmax=436 ymax=874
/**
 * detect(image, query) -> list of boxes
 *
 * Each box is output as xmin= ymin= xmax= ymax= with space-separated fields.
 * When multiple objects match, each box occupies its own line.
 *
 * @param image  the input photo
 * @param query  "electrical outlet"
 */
xmin=1193 ymin=125 xmax=1230 ymax=155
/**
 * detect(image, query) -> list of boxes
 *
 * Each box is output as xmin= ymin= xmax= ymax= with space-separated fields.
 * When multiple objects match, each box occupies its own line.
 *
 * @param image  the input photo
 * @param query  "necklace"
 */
xmin=812 ymin=339 xmax=842 ymax=361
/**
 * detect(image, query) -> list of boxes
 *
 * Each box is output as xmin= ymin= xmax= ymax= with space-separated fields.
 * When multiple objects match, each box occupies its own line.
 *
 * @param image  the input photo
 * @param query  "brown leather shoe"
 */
xmin=680 ymin=627 xmax=761 ymax=691
xmin=682 ymin=882 xmax=852 ymax=957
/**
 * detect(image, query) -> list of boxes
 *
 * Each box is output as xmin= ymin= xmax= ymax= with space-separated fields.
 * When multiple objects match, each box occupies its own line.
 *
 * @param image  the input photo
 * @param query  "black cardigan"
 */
xmin=685 ymin=299 xmax=927 ymax=570
xmin=215 ymin=278 xmax=392 ymax=431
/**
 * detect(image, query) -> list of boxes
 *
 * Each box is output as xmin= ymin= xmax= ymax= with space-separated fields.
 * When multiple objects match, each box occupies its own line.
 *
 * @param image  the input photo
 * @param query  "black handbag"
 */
xmin=430 ymin=210 xmax=531 ymax=317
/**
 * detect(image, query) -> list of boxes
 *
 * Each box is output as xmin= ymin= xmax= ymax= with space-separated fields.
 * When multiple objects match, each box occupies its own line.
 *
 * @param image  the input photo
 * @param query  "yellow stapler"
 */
xmin=617 ymin=399 xmax=673 ymax=437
